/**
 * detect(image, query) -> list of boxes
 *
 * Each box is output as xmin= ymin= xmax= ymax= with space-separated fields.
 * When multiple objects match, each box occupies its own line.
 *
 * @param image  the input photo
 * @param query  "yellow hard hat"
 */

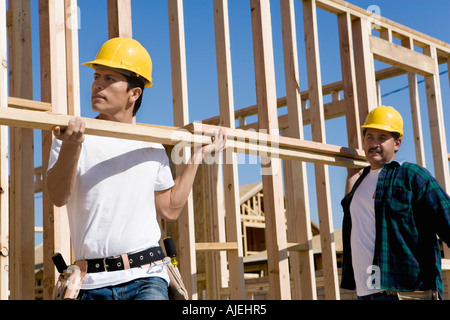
xmin=83 ymin=37 xmax=153 ymax=88
xmin=361 ymin=106 xmax=404 ymax=138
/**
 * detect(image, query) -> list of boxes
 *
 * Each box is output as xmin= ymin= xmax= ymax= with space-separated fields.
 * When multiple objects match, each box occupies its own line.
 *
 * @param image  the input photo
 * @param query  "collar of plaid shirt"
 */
xmin=341 ymin=160 xmax=450 ymax=298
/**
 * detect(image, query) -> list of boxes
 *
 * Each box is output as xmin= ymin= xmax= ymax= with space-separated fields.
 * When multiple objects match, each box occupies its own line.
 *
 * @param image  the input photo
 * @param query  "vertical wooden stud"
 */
xmin=107 ymin=0 xmax=132 ymax=39
xmin=303 ymin=0 xmax=340 ymax=300
xmin=279 ymin=0 xmax=316 ymax=300
xmin=203 ymin=163 xmax=228 ymax=299
xmin=337 ymin=12 xmax=361 ymax=150
xmin=352 ymin=17 xmax=378 ymax=121
xmin=423 ymin=46 xmax=450 ymax=296
xmin=167 ymin=0 xmax=197 ymax=300
xmin=8 ymin=0 xmax=35 ymax=300
xmin=423 ymin=45 xmax=449 ymax=190
xmin=65 ymin=0 xmax=81 ymax=117
xmin=251 ymin=0 xmax=291 ymax=300
xmin=213 ymin=0 xmax=245 ymax=299
xmin=40 ymin=0 xmax=71 ymax=300
xmin=0 ymin=0 xmax=8 ymax=300
xmin=401 ymin=37 xmax=426 ymax=167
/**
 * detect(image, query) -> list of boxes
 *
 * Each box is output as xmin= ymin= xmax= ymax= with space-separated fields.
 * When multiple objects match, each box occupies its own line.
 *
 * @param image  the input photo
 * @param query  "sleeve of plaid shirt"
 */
xmin=414 ymin=165 xmax=450 ymax=247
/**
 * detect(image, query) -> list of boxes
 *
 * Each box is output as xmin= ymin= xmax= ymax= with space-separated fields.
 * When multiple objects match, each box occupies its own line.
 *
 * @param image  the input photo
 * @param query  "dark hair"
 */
xmin=125 ymin=74 xmax=145 ymax=116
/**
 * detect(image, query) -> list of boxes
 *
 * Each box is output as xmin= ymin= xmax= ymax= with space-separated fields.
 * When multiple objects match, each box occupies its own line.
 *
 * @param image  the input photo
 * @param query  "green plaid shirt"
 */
xmin=341 ymin=161 xmax=450 ymax=297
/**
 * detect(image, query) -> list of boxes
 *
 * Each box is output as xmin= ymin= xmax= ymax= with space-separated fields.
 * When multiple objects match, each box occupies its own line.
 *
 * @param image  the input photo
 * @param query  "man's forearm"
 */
xmin=155 ymin=129 xmax=226 ymax=221
xmin=169 ymin=150 xmax=203 ymax=209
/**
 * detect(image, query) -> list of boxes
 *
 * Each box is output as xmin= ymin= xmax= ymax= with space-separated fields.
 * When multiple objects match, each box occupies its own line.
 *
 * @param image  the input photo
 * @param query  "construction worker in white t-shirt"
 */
xmin=46 ymin=38 xmax=226 ymax=300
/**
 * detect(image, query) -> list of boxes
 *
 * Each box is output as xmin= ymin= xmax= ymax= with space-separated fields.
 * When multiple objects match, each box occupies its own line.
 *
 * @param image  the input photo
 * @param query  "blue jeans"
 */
xmin=77 ymin=276 xmax=169 ymax=300
xmin=358 ymin=291 xmax=398 ymax=300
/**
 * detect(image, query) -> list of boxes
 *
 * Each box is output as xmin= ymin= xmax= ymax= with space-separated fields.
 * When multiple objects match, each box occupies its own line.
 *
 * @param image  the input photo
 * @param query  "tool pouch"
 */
xmin=165 ymin=257 xmax=189 ymax=300
xmin=52 ymin=262 xmax=87 ymax=300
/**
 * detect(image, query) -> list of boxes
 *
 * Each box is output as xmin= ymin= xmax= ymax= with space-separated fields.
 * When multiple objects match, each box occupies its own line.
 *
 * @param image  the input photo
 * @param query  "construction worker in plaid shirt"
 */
xmin=341 ymin=106 xmax=450 ymax=300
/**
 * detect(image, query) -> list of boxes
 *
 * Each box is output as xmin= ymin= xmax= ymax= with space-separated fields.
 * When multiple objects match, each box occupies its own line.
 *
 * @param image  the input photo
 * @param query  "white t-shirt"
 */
xmin=48 ymin=134 xmax=175 ymax=289
xmin=349 ymin=168 xmax=381 ymax=297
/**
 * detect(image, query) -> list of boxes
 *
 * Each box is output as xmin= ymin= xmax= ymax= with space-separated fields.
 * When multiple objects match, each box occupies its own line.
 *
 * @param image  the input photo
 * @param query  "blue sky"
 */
xmin=31 ymin=0 xmax=450 ymax=245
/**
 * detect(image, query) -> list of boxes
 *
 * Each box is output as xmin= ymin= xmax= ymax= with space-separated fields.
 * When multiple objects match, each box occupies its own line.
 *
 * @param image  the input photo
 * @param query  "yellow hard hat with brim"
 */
xmin=83 ymin=37 xmax=153 ymax=88
xmin=361 ymin=106 xmax=404 ymax=138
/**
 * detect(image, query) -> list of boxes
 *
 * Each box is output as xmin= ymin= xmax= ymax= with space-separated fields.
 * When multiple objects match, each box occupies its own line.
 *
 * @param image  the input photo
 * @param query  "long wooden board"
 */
xmin=0 ymin=107 xmax=206 ymax=146
xmin=0 ymin=107 xmax=368 ymax=168
xmin=370 ymin=36 xmax=436 ymax=76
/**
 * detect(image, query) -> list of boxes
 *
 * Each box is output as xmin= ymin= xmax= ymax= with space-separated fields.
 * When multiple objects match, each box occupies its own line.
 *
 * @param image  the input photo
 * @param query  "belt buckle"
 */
xmin=103 ymin=257 xmax=109 ymax=272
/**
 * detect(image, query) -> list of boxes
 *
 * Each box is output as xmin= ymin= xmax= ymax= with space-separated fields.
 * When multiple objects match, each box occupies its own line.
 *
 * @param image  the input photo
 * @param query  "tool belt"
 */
xmin=84 ymin=246 xmax=165 ymax=273
xmin=53 ymin=245 xmax=188 ymax=300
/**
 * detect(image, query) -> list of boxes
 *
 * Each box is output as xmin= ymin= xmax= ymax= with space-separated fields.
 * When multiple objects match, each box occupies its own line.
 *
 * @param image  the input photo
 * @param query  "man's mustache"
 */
xmin=368 ymin=147 xmax=381 ymax=153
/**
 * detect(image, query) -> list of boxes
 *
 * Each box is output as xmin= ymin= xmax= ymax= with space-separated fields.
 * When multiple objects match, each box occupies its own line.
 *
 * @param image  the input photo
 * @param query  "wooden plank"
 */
xmin=379 ymin=27 xmax=392 ymax=43
xmin=338 ymin=12 xmax=361 ymax=149
xmin=107 ymin=0 xmax=132 ymax=38
xmin=313 ymin=0 xmax=450 ymax=56
xmin=167 ymin=0 xmax=197 ymax=300
xmin=39 ymin=0 xmax=53 ymax=300
xmin=168 ymin=0 xmax=189 ymax=127
xmin=8 ymin=97 xmax=52 ymax=112
xmin=286 ymin=242 xmax=310 ymax=252
xmin=370 ymin=35 xmax=436 ymax=76
xmin=203 ymin=163 xmax=228 ymax=299
xmin=0 ymin=0 xmax=8 ymax=301
xmin=186 ymin=122 xmax=367 ymax=168
xmin=423 ymin=46 xmax=450 ymax=191
xmin=251 ymin=0 xmax=291 ymax=300
xmin=448 ymin=58 xmax=450 ymax=90
xmin=0 ymin=106 xmax=369 ymax=170
xmin=279 ymin=0 xmax=316 ymax=300
xmin=303 ymin=0 xmax=340 ymax=300
xmin=423 ymin=46 xmax=450 ymax=299
xmin=352 ymin=17 xmax=377 ymax=122
xmin=213 ymin=0 xmax=245 ymax=300
xmin=8 ymin=0 xmax=35 ymax=300
xmin=65 ymin=0 xmax=81 ymax=117
xmin=195 ymin=242 xmax=238 ymax=252
xmin=401 ymin=37 xmax=426 ymax=167
xmin=442 ymin=259 xmax=450 ymax=271
xmin=39 ymin=0 xmax=72 ymax=299
xmin=0 ymin=106 xmax=209 ymax=144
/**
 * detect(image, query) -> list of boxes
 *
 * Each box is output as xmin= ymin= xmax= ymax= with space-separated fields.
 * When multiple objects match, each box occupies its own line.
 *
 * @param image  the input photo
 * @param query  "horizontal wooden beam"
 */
xmin=287 ymin=242 xmax=311 ymax=252
xmin=313 ymin=0 xmax=450 ymax=56
xmin=195 ymin=242 xmax=238 ymax=252
xmin=0 ymin=106 xmax=207 ymax=146
xmin=8 ymin=97 xmax=52 ymax=112
xmin=185 ymin=122 xmax=367 ymax=168
xmin=0 ymin=106 xmax=368 ymax=168
xmin=370 ymin=35 xmax=437 ymax=76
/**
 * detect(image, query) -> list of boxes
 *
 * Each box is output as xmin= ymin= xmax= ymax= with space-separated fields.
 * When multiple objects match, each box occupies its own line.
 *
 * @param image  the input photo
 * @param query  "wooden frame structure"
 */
xmin=0 ymin=0 xmax=448 ymax=300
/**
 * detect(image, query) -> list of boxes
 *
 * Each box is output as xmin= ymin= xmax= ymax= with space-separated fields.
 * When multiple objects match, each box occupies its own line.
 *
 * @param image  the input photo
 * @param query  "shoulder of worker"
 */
xmin=398 ymin=161 xmax=433 ymax=177
xmin=394 ymin=161 xmax=440 ymax=189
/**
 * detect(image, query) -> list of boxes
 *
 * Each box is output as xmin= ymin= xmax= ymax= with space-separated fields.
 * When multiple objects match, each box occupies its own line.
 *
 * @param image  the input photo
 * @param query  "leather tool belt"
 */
xmin=84 ymin=246 xmax=165 ymax=273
